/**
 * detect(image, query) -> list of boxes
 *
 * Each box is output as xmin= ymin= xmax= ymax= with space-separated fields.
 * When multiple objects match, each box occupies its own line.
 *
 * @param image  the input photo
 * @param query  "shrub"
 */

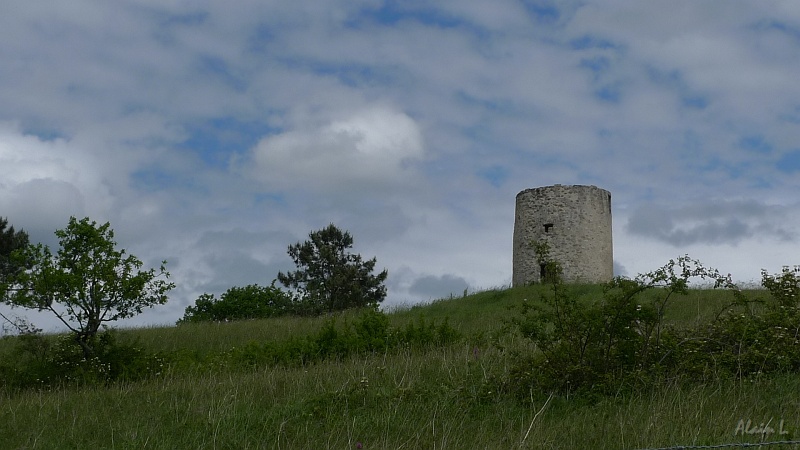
xmin=179 ymin=282 xmax=294 ymax=323
xmin=510 ymin=243 xmax=742 ymax=397
xmin=510 ymin=242 xmax=800 ymax=399
xmin=353 ymin=308 xmax=391 ymax=352
xmin=672 ymin=266 xmax=800 ymax=380
xmin=1 ymin=329 xmax=167 ymax=390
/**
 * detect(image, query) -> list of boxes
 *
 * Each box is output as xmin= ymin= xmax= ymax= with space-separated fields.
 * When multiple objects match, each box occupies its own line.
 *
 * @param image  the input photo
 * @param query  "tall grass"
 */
xmin=122 ymin=308 xmax=374 ymax=356
xmin=1 ymin=285 xmax=797 ymax=449
xmin=3 ymin=346 xmax=800 ymax=449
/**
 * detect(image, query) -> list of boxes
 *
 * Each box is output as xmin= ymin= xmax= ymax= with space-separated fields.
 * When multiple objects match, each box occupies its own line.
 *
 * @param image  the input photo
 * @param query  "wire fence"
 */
xmin=634 ymin=439 xmax=800 ymax=450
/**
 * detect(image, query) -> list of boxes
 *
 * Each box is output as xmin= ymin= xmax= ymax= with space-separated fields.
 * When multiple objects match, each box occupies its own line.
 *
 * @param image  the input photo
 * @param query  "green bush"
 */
xmin=670 ymin=266 xmax=800 ymax=380
xmin=509 ymin=242 xmax=800 ymax=400
xmin=0 ymin=329 xmax=167 ymax=390
xmin=179 ymin=283 xmax=294 ymax=323
xmin=510 ymin=243 xmax=743 ymax=397
xmin=353 ymin=309 xmax=391 ymax=352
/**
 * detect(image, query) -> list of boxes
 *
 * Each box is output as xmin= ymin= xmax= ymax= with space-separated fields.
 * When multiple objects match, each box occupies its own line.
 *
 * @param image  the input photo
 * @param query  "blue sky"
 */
xmin=2 ymin=0 xmax=800 ymax=331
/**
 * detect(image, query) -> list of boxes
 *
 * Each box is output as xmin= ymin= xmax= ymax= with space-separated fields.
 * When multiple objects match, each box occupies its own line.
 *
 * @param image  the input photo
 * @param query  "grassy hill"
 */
xmin=2 ymin=285 xmax=799 ymax=449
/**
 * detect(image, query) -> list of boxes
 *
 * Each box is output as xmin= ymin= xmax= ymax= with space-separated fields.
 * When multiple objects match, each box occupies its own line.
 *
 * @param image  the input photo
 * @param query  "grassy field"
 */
xmin=1 ymin=285 xmax=798 ymax=449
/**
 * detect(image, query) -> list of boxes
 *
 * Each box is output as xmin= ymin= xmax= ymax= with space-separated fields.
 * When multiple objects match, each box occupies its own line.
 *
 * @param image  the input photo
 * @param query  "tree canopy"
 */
xmin=0 ymin=217 xmax=32 ymax=333
xmin=0 ymin=217 xmax=30 ymax=285
xmin=278 ymin=224 xmax=388 ymax=315
xmin=3 ymin=217 xmax=174 ymax=356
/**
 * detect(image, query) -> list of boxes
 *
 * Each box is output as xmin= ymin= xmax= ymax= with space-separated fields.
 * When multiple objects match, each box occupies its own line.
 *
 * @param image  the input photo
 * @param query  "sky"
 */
xmin=2 ymin=0 xmax=800 ymax=332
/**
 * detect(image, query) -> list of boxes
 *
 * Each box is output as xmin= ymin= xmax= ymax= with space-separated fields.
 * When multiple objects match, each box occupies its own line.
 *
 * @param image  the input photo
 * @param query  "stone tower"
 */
xmin=512 ymin=184 xmax=613 ymax=285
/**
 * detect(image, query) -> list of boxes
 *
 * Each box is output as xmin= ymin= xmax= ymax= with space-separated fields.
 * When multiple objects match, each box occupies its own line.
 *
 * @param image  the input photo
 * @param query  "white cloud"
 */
xmin=0 ymin=123 xmax=117 ymax=240
xmin=3 ymin=0 xmax=800 ymax=332
xmin=247 ymin=106 xmax=424 ymax=192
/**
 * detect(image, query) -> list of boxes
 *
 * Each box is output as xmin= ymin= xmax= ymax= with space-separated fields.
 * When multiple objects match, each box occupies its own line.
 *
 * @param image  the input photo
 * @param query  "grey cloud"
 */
xmin=626 ymin=200 xmax=793 ymax=246
xmin=197 ymin=252 xmax=284 ymax=294
xmin=335 ymin=202 xmax=416 ymax=245
xmin=3 ymin=179 xmax=86 ymax=247
xmin=613 ymin=260 xmax=628 ymax=277
xmin=193 ymin=228 xmax=297 ymax=283
xmin=195 ymin=228 xmax=295 ymax=253
xmin=409 ymin=274 xmax=470 ymax=300
xmin=157 ymin=228 xmax=299 ymax=316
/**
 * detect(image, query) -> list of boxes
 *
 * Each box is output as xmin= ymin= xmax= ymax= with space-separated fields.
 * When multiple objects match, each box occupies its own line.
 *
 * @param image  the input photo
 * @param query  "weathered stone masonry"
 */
xmin=512 ymin=184 xmax=613 ymax=285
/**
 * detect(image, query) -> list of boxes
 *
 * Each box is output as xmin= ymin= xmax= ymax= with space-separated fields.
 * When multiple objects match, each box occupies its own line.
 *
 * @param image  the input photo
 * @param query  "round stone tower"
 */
xmin=512 ymin=184 xmax=613 ymax=285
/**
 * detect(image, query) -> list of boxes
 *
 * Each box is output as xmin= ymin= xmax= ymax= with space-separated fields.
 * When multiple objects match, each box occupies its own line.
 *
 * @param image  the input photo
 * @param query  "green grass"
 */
xmin=1 ymin=285 xmax=798 ymax=449
xmin=125 ymin=308 xmax=375 ymax=356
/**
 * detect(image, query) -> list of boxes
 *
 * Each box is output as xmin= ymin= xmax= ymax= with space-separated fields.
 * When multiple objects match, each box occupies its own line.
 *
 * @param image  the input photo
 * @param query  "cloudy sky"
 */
xmin=2 ymin=1 xmax=800 ymax=331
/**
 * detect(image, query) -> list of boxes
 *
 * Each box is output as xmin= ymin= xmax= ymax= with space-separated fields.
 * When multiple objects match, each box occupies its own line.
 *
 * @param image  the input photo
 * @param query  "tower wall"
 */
xmin=512 ymin=184 xmax=613 ymax=285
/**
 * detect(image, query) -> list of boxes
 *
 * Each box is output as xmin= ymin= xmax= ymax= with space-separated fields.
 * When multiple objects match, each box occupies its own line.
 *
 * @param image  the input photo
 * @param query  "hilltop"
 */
xmin=2 ymin=283 xmax=800 ymax=449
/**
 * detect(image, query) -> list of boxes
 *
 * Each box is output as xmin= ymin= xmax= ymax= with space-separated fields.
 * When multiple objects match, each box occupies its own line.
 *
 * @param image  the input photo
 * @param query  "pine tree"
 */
xmin=278 ymin=224 xmax=388 ymax=315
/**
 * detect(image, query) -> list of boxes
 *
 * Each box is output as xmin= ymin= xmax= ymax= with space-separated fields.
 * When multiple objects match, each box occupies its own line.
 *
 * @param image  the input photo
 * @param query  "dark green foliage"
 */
xmin=0 ymin=217 xmax=31 ymax=332
xmin=4 ymin=217 xmax=174 ymax=357
xmin=352 ymin=308 xmax=391 ymax=351
xmin=530 ymin=240 xmax=562 ymax=285
xmin=669 ymin=266 xmax=800 ymax=380
xmin=228 ymin=310 xmax=460 ymax=368
xmin=761 ymin=265 xmax=800 ymax=310
xmin=511 ymin=243 xmax=744 ymax=396
xmin=0 ymin=330 xmax=167 ymax=390
xmin=179 ymin=283 xmax=293 ymax=323
xmin=510 ymin=241 xmax=800 ymax=400
xmin=278 ymin=224 xmax=388 ymax=315
xmin=396 ymin=315 xmax=460 ymax=348
xmin=0 ymin=217 xmax=29 ymax=284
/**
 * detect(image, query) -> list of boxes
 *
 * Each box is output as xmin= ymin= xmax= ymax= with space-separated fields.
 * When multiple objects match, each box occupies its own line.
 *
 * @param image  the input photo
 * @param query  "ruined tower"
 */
xmin=512 ymin=184 xmax=613 ymax=285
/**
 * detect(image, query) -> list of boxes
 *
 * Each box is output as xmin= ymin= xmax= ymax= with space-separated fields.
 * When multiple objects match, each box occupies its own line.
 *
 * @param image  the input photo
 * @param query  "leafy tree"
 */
xmin=179 ymin=283 xmax=293 ymax=323
xmin=4 ymin=217 xmax=174 ymax=357
xmin=0 ymin=217 xmax=30 ymax=284
xmin=0 ymin=217 xmax=33 ymax=334
xmin=278 ymin=224 xmax=388 ymax=315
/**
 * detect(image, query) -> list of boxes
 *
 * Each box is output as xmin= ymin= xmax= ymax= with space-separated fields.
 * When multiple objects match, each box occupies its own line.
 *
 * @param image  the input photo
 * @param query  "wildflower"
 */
xmin=356 ymin=442 xmax=363 ymax=449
